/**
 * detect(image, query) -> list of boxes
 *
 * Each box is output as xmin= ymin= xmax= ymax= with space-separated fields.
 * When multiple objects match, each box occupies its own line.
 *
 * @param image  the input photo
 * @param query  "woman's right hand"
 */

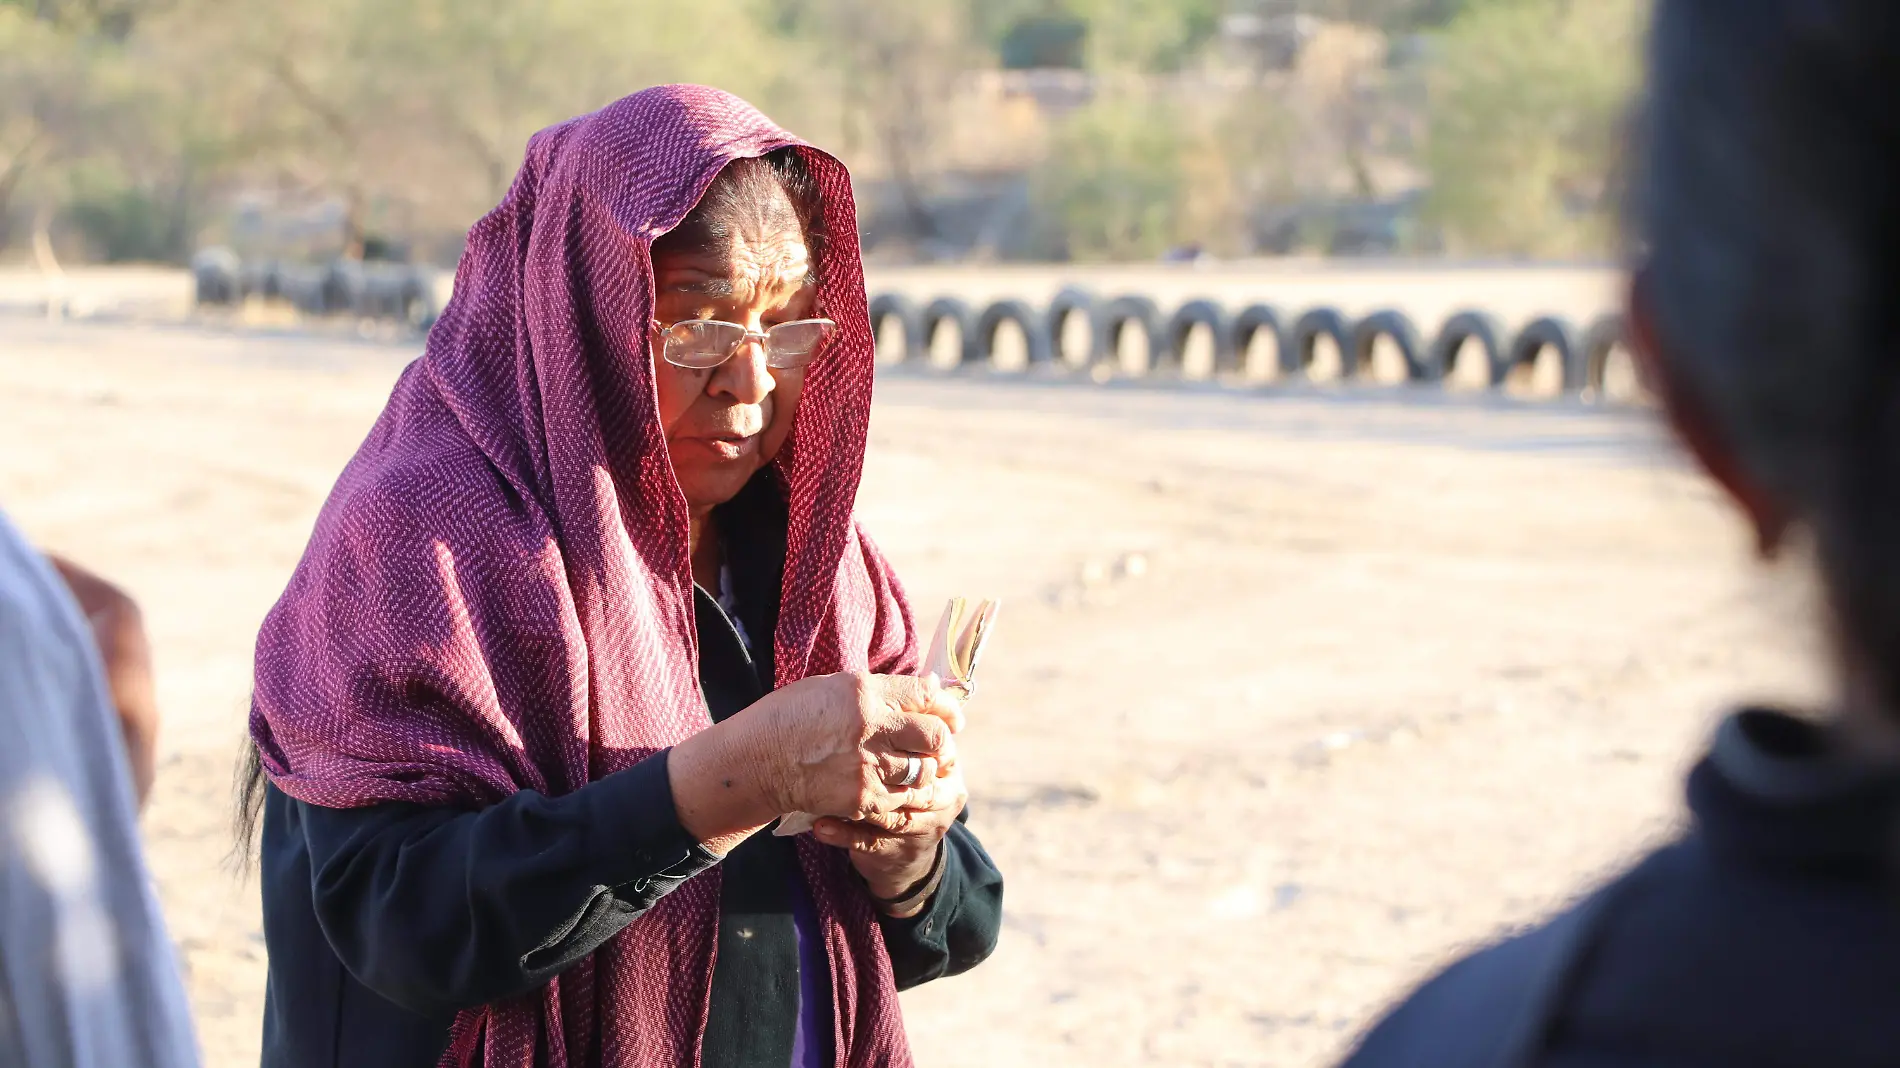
xmin=667 ymin=671 xmax=961 ymax=853
xmin=752 ymin=671 xmax=962 ymax=821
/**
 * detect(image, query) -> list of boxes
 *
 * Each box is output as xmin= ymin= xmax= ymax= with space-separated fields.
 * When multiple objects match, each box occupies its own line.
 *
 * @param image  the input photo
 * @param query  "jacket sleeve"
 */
xmin=878 ymin=813 xmax=1004 ymax=990
xmin=291 ymin=750 xmax=719 ymax=1017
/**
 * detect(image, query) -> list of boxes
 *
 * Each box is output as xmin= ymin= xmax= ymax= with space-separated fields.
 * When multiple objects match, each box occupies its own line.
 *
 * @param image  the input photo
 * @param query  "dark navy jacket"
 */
xmin=1342 ymin=709 xmax=1900 ymax=1068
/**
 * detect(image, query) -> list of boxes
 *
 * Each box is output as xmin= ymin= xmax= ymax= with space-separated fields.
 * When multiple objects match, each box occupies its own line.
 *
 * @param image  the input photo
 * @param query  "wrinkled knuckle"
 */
xmin=844 ymin=672 xmax=885 ymax=725
xmin=919 ymin=714 xmax=950 ymax=748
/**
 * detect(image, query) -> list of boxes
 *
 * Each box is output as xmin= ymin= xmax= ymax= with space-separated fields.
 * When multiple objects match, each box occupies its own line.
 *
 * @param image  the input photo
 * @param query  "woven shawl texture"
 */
xmin=250 ymin=85 xmax=921 ymax=1068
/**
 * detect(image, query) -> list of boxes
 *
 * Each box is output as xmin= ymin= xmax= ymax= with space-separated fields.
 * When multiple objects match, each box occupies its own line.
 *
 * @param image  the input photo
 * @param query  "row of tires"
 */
xmin=189 ymin=255 xmax=1626 ymax=395
xmin=869 ymin=288 xmax=1631 ymax=395
xmin=191 ymin=248 xmax=443 ymax=327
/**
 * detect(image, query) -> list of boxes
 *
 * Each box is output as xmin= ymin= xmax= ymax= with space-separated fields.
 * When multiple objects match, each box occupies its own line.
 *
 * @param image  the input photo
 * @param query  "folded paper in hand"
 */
xmin=775 ymin=597 xmax=1000 ymax=837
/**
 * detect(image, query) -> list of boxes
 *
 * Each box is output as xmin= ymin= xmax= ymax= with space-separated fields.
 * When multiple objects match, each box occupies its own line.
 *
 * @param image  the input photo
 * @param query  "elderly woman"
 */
xmin=242 ymin=86 xmax=1003 ymax=1068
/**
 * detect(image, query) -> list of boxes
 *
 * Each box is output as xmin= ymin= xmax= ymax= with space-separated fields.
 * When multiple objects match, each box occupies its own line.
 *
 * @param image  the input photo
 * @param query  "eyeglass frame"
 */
xmin=648 ymin=316 xmax=837 ymax=371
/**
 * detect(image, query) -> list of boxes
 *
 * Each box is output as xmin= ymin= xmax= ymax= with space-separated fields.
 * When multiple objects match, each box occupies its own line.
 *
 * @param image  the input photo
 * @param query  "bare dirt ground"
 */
xmin=0 ymin=317 xmax=1822 ymax=1067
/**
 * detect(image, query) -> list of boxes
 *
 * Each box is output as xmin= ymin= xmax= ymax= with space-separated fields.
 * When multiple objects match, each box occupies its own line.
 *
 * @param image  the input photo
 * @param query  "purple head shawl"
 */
xmin=250 ymin=85 xmax=921 ymax=1068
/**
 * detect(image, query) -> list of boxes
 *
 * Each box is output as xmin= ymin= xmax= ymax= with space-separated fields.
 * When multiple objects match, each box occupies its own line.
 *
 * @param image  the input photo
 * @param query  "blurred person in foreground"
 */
xmin=238 ymin=85 xmax=1002 ymax=1068
xmin=0 ymin=512 xmax=198 ymax=1065
xmin=1344 ymin=2 xmax=1900 ymax=1065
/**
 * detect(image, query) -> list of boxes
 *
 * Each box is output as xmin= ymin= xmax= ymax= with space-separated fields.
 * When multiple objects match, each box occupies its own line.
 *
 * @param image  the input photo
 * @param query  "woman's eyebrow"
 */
xmin=660 ymin=274 xmax=735 ymax=298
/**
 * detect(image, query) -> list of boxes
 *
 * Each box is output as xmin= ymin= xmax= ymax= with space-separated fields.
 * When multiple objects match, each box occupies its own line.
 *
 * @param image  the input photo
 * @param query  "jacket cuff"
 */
xmin=876 ymin=832 xmax=969 ymax=953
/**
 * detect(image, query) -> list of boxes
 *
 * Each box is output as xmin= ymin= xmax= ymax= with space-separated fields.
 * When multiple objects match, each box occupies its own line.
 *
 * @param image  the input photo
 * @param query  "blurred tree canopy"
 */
xmin=0 ymin=0 xmax=1650 ymax=264
xmin=967 ymin=0 xmax=1222 ymax=72
xmin=1032 ymin=95 xmax=1209 ymax=260
xmin=1423 ymin=0 xmax=1646 ymax=256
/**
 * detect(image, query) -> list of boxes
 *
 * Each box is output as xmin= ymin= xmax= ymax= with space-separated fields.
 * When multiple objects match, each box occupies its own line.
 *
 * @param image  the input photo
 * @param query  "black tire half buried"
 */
xmin=1167 ymin=299 xmax=1235 ymax=377
xmin=922 ymin=296 xmax=982 ymax=368
xmin=1508 ymin=315 xmax=1586 ymax=393
xmin=868 ymin=292 xmax=925 ymax=363
xmin=191 ymin=247 xmax=241 ymax=306
xmin=1290 ymin=307 xmax=1354 ymax=380
xmin=1581 ymin=313 xmax=1627 ymax=398
xmin=1230 ymin=304 xmax=1290 ymax=378
xmin=1046 ymin=285 xmax=1100 ymax=367
xmin=1428 ymin=310 xmax=1509 ymax=387
xmin=1350 ymin=309 xmax=1429 ymax=382
xmin=977 ymin=299 xmax=1055 ymax=368
xmin=1102 ymin=295 xmax=1167 ymax=375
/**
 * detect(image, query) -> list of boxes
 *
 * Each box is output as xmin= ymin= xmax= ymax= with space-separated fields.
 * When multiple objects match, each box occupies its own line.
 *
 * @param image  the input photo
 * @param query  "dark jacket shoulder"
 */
xmin=1343 ymin=709 xmax=1900 ymax=1068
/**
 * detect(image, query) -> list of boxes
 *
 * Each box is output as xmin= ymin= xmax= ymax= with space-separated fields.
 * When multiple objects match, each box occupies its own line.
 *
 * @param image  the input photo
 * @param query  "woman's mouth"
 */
xmin=699 ymin=434 xmax=757 ymax=460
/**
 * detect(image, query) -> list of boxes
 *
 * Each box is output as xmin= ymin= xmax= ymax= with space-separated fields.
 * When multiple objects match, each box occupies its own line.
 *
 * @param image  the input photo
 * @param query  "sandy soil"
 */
xmin=0 ymin=316 xmax=1822 ymax=1067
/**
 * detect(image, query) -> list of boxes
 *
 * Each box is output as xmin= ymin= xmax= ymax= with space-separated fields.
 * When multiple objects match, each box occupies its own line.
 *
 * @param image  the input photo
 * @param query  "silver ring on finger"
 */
xmin=895 ymin=754 xmax=922 ymax=789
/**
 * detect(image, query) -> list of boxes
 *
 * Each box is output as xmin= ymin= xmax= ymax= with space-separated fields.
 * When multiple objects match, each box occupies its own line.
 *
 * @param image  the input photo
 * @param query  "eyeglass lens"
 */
xmin=662 ymin=319 xmax=834 ymax=370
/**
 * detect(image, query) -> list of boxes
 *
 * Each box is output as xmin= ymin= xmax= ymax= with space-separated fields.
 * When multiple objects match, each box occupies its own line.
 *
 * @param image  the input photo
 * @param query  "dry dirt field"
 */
xmin=0 ymin=315 xmax=1823 ymax=1067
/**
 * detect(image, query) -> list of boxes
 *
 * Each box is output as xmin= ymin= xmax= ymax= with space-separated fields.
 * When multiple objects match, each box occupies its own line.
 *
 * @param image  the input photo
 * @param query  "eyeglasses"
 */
xmin=651 ymin=317 xmax=836 ymax=371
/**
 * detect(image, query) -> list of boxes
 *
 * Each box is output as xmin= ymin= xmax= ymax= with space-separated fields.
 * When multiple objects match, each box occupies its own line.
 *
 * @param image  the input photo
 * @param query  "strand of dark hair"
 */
xmin=651 ymin=146 xmax=828 ymax=275
xmin=232 ymin=732 xmax=266 ymax=872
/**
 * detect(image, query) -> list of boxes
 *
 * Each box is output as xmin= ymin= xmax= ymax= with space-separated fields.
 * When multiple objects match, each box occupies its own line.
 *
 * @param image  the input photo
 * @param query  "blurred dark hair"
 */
xmin=233 ymin=734 xmax=264 ymax=869
xmin=650 ymin=146 xmax=827 ymax=279
xmin=1633 ymin=0 xmax=1900 ymax=711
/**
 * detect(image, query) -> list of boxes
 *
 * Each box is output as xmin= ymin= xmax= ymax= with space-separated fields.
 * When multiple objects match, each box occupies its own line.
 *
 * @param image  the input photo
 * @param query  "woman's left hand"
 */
xmin=45 ymin=554 xmax=158 ymax=809
xmin=812 ymin=767 xmax=968 ymax=917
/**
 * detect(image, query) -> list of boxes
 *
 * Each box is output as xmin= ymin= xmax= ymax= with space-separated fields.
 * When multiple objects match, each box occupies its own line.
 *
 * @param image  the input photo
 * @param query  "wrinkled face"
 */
xmin=649 ymin=212 xmax=815 ymax=513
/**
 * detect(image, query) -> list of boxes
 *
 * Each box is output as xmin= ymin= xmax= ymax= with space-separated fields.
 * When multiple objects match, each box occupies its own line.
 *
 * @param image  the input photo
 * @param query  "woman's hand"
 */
xmin=754 ymin=671 xmax=962 ymax=821
xmin=45 ymin=554 xmax=158 ymax=809
xmin=812 ymin=766 xmax=967 ymax=918
xmin=668 ymin=672 xmax=961 ymax=855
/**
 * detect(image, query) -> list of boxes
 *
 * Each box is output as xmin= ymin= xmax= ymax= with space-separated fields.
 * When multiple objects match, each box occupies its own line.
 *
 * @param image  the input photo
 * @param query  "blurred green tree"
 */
xmin=0 ymin=4 xmax=101 ymax=252
xmin=999 ymin=15 xmax=1087 ymax=70
xmin=785 ymin=0 xmax=972 ymax=246
xmin=967 ymin=0 xmax=1219 ymax=72
xmin=1031 ymin=93 xmax=1240 ymax=260
xmin=1067 ymin=0 xmax=1221 ymax=71
xmin=143 ymin=0 xmax=802 ymax=258
xmin=1 ymin=0 xmax=1658 ymax=265
xmin=1423 ymin=0 xmax=1646 ymax=257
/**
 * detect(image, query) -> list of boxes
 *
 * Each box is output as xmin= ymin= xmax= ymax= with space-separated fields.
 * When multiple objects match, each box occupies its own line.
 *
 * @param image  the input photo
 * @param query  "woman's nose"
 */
xmin=711 ymin=338 xmax=774 ymax=404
